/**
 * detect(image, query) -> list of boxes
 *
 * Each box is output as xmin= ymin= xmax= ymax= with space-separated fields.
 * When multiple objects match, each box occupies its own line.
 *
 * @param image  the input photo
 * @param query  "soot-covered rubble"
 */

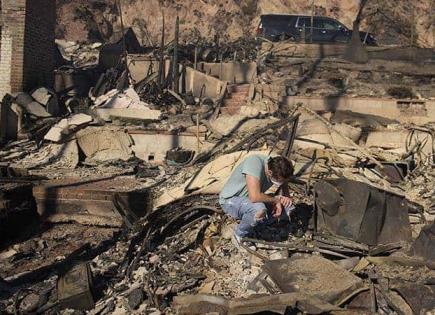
xmin=0 ymin=26 xmax=434 ymax=315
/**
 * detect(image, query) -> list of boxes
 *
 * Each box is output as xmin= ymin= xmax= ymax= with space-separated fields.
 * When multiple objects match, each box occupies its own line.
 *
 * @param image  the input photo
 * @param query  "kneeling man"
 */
xmin=219 ymin=154 xmax=294 ymax=242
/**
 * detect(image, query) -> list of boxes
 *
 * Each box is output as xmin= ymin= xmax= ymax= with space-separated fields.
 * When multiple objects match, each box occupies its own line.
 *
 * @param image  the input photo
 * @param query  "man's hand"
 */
xmin=277 ymin=195 xmax=293 ymax=208
xmin=272 ymin=201 xmax=283 ymax=218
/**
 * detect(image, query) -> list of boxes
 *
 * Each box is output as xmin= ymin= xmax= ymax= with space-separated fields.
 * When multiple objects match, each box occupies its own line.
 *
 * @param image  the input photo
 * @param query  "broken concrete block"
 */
xmin=94 ymin=108 xmax=162 ymax=122
xmin=297 ymin=119 xmax=362 ymax=141
xmin=31 ymin=87 xmax=52 ymax=106
xmin=76 ymin=127 xmax=133 ymax=162
xmin=93 ymin=89 xmax=119 ymax=107
xmin=23 ymin=101 xmax=51 ymax=118
xmin=366 ymin=130 xmax=433 ymax=157
xmin=93 ymin=87 xmax=153 ymax=111
xmin=68 ymin=113 xmax=93 ymax=125
xmin=263 ymin=255 xmax=364 ymax=304
xmin=44 ymin=113 xmax=92 ymax=142
xmin=14 ymin=92 xmax=34 ymax=107
xmin=44 ymin=119 xmax=69 ymax=142
xmin=31 ymin=87 xmax=63 ymax=117
xmin=15 ymin=92 xmax=52 ymax=118
xmin=103 ymin=89 xmax=139 ymax=109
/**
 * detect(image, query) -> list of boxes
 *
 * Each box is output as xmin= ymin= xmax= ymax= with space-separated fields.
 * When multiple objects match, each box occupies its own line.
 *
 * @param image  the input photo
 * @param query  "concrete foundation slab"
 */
xmin=94 ymin=108 xmax=162 ymax=122
xmin=282 ymin=96 xmax=435 ymax=124
xmin=261 ymin=42 xmax=434 ymax=61
xmin=129 ymin=130 xmax=206 ymax=162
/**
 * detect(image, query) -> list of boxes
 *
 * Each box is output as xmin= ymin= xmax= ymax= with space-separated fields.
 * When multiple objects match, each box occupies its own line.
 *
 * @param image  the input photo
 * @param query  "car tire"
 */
xmin=279 ymin=33 xmax=288 ymax=41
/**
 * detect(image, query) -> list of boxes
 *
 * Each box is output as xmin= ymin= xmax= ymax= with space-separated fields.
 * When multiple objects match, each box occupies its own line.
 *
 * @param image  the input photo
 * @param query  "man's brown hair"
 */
xmin=267 ymin=156 xmax=294 ymax=180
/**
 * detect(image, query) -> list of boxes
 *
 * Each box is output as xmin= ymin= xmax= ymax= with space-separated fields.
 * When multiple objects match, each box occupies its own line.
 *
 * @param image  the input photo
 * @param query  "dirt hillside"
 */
xmin=56 ymin=0 xmax=434 ymax=47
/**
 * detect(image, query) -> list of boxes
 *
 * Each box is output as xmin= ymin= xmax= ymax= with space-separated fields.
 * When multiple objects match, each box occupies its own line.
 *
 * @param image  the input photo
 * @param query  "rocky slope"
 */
xmin=56 ymin=0 xmax=434 ymax=47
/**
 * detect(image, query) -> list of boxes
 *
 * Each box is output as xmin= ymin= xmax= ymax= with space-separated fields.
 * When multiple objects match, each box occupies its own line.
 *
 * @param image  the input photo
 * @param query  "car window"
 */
xmin=313 ymin=18 xmax=324 ymax=28
xmin=298 ymin=17 xmax=324 ymax=28
xmin=262 ymin=16 xmax=293 ymax=28
xmin=322 ymin=19 xmax=342 ymax=30
xmin=298 ymin=17 xmax=313 ymax=28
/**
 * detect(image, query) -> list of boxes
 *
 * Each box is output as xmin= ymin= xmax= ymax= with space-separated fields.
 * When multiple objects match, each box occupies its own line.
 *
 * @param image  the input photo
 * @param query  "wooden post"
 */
xmin=219 ymin=53 xmax=223 ymax=81
xmin=116 ymin=0 xmax=128 ymax=71
xmin=196 ymin=114 xmax=200 ymax=153
xmin=158 ymin=11 xmax=165 ymax=89
xmin=410 ymin=6 xmax=415 ymax=47
xmin=172 ymin=16 xmax=180 ymax=93
xmin=194 ymin=46 xmax=198 ymax=70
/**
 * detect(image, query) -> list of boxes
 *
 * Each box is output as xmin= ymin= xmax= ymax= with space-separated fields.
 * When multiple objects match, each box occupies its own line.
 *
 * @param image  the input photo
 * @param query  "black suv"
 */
xmin=257 ymin=14 xmax=376 ymax=45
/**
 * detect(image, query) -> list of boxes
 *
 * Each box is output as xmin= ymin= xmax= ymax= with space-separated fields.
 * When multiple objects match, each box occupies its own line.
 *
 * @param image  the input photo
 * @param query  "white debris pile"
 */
xmin=91 ymin=87 xmax=163 ymax=122
xmin=44 ymin=113 xmax=93 ymax=142
xmin=56 ymin=39 xmax=102 ymax=67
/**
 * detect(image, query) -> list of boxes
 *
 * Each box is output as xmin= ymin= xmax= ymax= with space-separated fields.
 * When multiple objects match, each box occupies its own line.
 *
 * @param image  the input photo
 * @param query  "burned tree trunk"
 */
xmin=344 ymin=0 xmax=369 ymax=64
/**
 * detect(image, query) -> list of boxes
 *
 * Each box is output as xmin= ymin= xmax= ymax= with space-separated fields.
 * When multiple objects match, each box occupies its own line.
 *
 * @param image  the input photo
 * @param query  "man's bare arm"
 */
xmin=246 ymin=175 xmax=277 ymax=204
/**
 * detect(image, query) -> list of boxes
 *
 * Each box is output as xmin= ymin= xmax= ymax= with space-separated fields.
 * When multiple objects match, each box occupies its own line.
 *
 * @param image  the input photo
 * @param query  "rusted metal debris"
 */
xmin=262 ymin=256 xmax=364 ymax=304
xmin=57 ymin=262 xmax=95 ymax=311
xmin=314 ymin=178 xmax=412 ymax=246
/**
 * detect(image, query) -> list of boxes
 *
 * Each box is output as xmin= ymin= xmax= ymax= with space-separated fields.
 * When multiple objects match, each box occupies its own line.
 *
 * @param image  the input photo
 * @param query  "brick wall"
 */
xmin=0 ymin=0 xmax=55 ymax=98
xmin=0 ymin=0 xmax=26 ymax=97
xmin=23 ymin=0 xmax=56 ymax=91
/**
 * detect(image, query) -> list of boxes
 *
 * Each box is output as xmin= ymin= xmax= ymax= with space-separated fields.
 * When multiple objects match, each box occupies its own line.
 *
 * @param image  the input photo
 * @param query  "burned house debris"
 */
xmin=0 ymin=0 xmax=434 ymax=314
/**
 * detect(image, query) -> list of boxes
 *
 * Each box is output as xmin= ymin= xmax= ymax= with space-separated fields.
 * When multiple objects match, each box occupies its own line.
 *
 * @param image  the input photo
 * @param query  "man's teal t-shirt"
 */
xmin=219 ymin=154 xmax=272 ymax=203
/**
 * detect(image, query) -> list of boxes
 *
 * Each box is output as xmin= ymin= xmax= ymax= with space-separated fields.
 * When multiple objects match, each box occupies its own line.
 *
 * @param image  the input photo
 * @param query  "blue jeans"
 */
xmin=220 ymin=196 xmax=294 ymax=238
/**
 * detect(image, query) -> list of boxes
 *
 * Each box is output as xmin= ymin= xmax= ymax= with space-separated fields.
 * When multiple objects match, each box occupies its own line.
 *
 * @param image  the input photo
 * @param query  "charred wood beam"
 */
xmin=172 ymin=16 xmax=180 ymax=93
